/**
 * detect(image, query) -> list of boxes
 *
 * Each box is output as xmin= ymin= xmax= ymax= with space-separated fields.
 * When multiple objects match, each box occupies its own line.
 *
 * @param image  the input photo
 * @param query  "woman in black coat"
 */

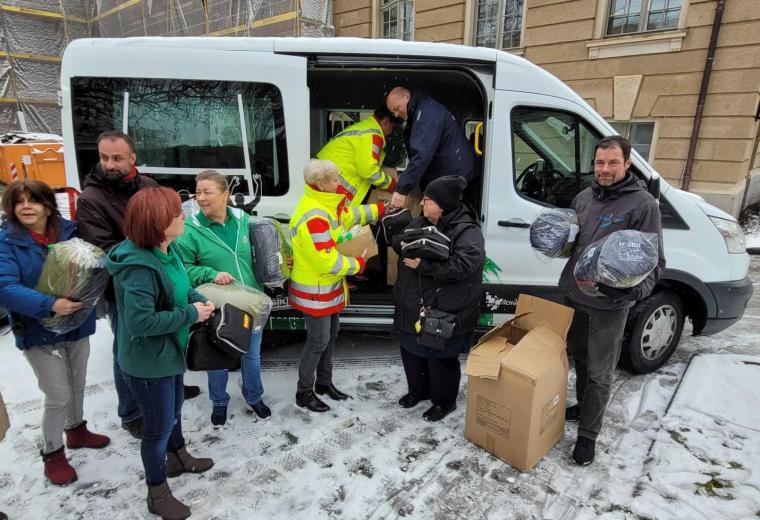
xmin=391 ymin=175 xmax=485 ymax=422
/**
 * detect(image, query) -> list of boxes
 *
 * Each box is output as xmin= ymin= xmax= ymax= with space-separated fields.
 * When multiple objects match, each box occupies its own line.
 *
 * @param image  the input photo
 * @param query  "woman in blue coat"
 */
xmin=0 ymin=180 xmax=110 ymax=486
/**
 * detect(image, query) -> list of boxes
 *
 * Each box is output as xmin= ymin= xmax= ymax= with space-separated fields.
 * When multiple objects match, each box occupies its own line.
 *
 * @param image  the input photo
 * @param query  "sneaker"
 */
xmin=122 ymin=417 xmax=144 ymax=439
xmin=211 ymin=406 xmax=227 ymax=426
xmin=565 ymin=404 xmax=581 ymax=422
xmin=572 ymin=436 xmax=596 ymax=466
xmin=183 ymin=385 xmax=201 ymax=400
xmin=247 ymin=400 xmax=272 ymax=421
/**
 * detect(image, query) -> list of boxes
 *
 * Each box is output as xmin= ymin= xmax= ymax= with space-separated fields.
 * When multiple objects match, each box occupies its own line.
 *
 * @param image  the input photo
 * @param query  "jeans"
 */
xmin=566 ymin=300 xmax=629 ymax=441
xmin=23 ymin=338 xmax=90 ymax=454
xmin=297 ymin=313 xmax=339 ymax=394
xmin=207 ymin=330 xmax=264 ymax=407
xmin=109 ymin=303 xmax=142 ymax=425
xmin=123 ymin=373 xmax=185 ymax=486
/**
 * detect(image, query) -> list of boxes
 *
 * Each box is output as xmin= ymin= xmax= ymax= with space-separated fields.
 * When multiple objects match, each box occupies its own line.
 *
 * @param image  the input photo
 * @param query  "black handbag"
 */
xmin=380 ymin=208 xmax=412 ymax=243
xmin=416 ymin=274 xmax=457 ymax=351
xmin=187 ymin=303 xmax=254 ymax=371
xmin=399 ymin=226 xmax=450 ymax=261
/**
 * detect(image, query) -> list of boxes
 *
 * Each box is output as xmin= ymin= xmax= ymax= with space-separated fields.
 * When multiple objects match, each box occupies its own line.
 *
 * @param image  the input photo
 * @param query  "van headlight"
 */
xmin=709 ymin=216 xmax=746 ymax=253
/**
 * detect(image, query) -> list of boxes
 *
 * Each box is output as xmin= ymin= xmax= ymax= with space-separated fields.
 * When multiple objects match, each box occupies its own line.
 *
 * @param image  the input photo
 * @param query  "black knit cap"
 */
xmin=424 ymin=175 xmax=467 ymax=214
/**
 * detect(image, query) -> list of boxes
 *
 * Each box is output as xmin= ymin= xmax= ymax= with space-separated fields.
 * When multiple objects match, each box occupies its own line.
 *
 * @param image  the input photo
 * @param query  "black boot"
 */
xmin=296 ymin=391 xmax=330 ymax=412
xmin=314 ymin=382 xmax=350 ymax=401
xmin=422 ymin=403 xmax=456 ymax=422
xmin=183 ymin=385 xmax=201 ymax=400
xmin=123 ymin=417 xmax=144 ymax=439
xmin=398 ymin=392 xmax=429 ymax=409
xmin=572 ymin=436 xmax=596 ymax=466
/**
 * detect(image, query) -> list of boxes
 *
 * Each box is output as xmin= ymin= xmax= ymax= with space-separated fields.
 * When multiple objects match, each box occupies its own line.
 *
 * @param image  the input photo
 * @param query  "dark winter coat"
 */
xmin=76 ymin=164 xmax=158 ymax=254
xmin=397 ymin=90 xmax=476 ymax=195
xmin=558 ymin=171 xmax=666 ymax=311
xmin=392 ymin=203 xmax=485 ymax=357
xmin=0 ymin=218 xmax=96 ymax=350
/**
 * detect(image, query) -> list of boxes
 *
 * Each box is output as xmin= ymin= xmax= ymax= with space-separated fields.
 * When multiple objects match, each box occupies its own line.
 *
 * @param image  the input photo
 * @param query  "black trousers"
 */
xmin=399 ymin=346 xmax=461 ymax=408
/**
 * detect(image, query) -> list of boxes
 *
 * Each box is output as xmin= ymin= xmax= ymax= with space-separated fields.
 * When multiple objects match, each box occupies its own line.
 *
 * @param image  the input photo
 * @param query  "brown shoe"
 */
xmin=166 ymin=446 xmax=214 ymax=478
xmin=147 ymin=481 xmax=190 ymax=520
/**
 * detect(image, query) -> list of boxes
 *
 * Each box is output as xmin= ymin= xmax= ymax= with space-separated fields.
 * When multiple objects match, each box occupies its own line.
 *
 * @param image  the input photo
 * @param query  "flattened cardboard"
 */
xmin=465 ymin=294 xmax=574 ymax=471
xmin=336 ymin=225 xmax=379 ymax=260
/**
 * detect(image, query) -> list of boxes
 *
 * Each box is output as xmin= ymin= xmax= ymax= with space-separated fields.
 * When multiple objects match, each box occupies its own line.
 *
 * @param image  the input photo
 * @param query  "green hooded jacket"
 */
xmin=176 ymin=207 xmax=263 ymax=291
xmin=106 ymin=239 xmax=206 ymax=378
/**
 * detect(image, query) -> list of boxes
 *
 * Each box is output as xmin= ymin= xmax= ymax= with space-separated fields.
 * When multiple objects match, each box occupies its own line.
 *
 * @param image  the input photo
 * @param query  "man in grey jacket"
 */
xmin=558 ymin=135 xmax=665 ymax=466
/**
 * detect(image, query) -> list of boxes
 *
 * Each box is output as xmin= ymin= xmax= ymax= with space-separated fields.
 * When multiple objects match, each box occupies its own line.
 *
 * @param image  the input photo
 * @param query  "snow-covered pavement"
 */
xmin=1 ymin=256 xmax=758 ymax=519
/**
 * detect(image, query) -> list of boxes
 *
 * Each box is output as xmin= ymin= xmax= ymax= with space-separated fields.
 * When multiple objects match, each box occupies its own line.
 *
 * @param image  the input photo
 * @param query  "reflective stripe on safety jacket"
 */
xmin=316 ymin=116 xmax=396 ymax=206
xmin=288 ymin=185 xmax=385 ymax=316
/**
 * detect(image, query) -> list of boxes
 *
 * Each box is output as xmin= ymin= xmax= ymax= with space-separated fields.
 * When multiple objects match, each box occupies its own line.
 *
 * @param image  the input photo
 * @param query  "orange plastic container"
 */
xmin=0 ymin=142 xmax=66 ymax=188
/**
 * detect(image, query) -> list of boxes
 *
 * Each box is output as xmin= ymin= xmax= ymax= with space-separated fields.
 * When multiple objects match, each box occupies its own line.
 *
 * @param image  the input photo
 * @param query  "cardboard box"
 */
xmin=387 ymin=247 xmax=399 ymax=285
xmin=464 ymin=295 xmax=574 ymax=471
xmin=336 ymin=225 xmax=379 ymax=260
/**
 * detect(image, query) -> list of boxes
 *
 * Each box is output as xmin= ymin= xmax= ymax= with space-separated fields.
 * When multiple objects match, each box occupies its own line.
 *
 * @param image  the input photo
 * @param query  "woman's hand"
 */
xmin=213 ymin=272 xmax=235 ymax=285
xmin=403 ymin=257 xmax=421 ymax=269
xmin=193 ymin=302 xmax=214 ymax=323
xmin=285 ymin=256 xmax=294 ymax=270
xmin=359 ymin=249 xmax=369 ymax=260
xmin=52 ymin=298 xmax=85 ymax=316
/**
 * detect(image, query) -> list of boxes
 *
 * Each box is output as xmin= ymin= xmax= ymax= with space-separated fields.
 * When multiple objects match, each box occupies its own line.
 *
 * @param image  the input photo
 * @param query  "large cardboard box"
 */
xmin=464 ymin=295 xmax=574 ymax=471
xmin=0 ymin=391 xmax=9 ymax=441
xmin=336 ymin=225 xmax=379 ymax=260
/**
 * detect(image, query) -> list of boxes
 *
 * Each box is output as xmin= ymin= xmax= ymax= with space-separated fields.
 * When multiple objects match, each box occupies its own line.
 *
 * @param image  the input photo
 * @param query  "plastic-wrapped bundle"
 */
xmin=574 ymin=230 xmax=659 ymax=297
xmin=35 ymin=238 xmax=108 ymax=333
xmin=249 ymin=217 xmax=287 ymax=291
xmin=529 ymin=208 xmax=578 ymax=258
xmin=196 ymin=281 xmax=273 ymax=332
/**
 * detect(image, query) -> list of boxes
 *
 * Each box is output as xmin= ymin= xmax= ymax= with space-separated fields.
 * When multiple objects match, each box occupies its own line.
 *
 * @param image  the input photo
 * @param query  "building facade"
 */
xmin=333 ymin=0 xmax=760 ymax=215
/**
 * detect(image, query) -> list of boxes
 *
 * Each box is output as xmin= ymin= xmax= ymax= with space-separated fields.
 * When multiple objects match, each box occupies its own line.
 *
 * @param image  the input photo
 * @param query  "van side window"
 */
xmin=71 ymin=78 xmax=289 ymax=197
xmin=511 ymin=107 xmax=599 ymax=208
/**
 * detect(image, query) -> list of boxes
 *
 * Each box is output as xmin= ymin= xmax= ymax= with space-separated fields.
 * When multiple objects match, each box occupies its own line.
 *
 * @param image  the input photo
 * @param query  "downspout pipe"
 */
xmin=681 ymin=0 xmax=725 ymax=191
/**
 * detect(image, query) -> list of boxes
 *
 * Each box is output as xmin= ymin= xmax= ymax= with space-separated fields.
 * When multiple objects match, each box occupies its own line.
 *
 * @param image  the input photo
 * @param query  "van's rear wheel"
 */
xmin=622 ymin=291 xmax=685 ymax=374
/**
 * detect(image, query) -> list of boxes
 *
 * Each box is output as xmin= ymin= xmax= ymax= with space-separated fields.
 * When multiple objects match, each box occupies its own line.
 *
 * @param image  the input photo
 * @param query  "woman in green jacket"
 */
xmin=176 ymin=170 xmax=271 ymax=426
xmin=106 ymin=187 xmax=215 ymax=520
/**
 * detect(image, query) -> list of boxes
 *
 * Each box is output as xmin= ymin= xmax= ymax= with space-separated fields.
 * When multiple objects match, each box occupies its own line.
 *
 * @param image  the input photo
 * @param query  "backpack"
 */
xmin=187 ymin=304 xmax=253 ymax=371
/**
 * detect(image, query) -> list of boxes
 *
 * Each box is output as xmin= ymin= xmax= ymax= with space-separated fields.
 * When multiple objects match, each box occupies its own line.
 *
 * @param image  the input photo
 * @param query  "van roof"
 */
xmin=63 ymin=37 xmax=589 ymax=115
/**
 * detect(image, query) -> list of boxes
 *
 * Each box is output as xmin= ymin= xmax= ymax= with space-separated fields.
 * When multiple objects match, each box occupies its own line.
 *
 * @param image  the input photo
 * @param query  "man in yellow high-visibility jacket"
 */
xmin=316 ymin=106 xmax=399 ymax=207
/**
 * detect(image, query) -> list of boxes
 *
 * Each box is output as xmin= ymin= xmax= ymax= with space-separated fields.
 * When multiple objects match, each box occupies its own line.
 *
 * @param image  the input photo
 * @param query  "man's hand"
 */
xmin=213 ymin=272 xmax=235 ymax=285
xmin=403 ymin=257 xmax=421 ymax=269
xmin=52 ymin=298 xmax=85 ymax=316
xmin=390 ymin=192 xmax=407 ymax=209
xmin=597 ymin=283 xmax=636 ymax=301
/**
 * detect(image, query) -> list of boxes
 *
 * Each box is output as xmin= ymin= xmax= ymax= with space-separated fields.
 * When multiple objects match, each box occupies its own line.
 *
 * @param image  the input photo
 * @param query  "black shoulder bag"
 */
xmin=187 ymin=303 xmax=254 ymax=371
xmin=416 ymin=273 xmax=457 ymax=351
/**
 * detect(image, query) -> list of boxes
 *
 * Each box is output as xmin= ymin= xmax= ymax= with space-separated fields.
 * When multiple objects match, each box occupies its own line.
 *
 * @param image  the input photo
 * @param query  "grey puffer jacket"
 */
xmin=558 ymin=171 xmax=665 ymax=310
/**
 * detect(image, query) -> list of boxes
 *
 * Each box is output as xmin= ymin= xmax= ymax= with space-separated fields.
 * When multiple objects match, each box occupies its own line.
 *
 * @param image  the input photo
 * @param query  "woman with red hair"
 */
xmin=106 ymin=186 xmax=215 ymax=520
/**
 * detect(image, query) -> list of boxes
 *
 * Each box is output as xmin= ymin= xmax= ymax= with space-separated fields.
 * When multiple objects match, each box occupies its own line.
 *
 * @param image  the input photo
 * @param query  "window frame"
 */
xmin=608 ymin=120 xmax=657 ymax=163
xmin=379 ymin=0 xmax=414 ymax=41
xmin=606 ymin=0 xmax=683 ymax=37
xmin=471 ymin=0 xmax=525 ymax=51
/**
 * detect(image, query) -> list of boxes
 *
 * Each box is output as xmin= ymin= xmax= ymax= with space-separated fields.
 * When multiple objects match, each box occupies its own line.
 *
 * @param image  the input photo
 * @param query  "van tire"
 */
xmin=621 ymin=291 xmax=684 ymax=374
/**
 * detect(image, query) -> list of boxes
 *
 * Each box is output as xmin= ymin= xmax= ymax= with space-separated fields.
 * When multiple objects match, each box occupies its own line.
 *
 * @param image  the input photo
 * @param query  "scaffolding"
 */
xmin=0 ymin=0 xmax=333 ymax=134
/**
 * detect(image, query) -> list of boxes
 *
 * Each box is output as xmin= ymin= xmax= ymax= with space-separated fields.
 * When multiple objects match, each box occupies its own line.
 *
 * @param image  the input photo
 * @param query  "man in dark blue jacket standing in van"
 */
xmin=386 ymin=86 xmax=475 ymax=209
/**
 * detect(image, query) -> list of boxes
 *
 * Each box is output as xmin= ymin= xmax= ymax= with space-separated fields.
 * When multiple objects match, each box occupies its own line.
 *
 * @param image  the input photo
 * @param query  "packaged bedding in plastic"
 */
xmin=248 ymin=217 xmax=291 ymax=291
xmin=529 ymin=208 xmax=579 ymax=258
xmin=196 ymin=281 xmax=273 ymax=332
xmin=574 ymin=230 xmax=659 ymax=297
xmin=35 ymin=238 xmax=109 ymax=333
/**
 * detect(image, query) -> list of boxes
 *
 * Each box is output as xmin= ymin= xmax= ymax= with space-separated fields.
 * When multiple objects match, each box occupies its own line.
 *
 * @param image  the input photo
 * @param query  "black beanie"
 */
xmin=424 ymin=175 xmax=467 ymax=214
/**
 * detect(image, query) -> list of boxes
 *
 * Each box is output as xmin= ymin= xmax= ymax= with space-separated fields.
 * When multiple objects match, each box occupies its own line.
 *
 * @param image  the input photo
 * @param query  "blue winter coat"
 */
xmin=397 ymin=90 xmax=476 ymax=195
xmin=0 ymin=218 xmax=96 ymax=350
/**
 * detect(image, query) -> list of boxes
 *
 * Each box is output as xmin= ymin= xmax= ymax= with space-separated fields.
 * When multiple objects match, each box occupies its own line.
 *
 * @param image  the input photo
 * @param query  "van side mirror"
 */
xmin=647 ymin=175 xmax=661 ymax=201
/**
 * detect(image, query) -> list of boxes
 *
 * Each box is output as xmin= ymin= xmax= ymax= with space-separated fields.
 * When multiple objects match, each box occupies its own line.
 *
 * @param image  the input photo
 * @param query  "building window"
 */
xmin=473 ymin=0 xmax=524 ymax=49
xmin=609 ymin=121 xmax=655 ymax=161
xmin=381 ymin=0 xmax=414 ymax=40
xmin=607 ymin=0 xmax=682 ymax=36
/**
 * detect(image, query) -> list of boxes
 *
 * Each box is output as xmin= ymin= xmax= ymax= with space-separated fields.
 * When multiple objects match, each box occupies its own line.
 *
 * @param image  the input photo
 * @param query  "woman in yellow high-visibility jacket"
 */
xmin=289 ymin=159 xmax=385 ymax=412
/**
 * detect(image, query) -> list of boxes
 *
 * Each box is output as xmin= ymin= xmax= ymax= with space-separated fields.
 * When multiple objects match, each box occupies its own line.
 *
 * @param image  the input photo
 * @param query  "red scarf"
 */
xmin=124 ymin=165 xmax=138 ymax=182
xmin=27 ymin=228 xmax=53 ymax=247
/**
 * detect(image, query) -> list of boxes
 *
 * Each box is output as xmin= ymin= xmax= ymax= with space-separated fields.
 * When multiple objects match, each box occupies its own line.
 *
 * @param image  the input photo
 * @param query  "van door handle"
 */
xmin=498 ymin=219 xmax=531 ymax=228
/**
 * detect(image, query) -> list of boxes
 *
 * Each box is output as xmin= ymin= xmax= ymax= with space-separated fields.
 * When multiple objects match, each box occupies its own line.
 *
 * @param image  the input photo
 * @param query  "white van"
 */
xmin=60 ymin=37 xmax=753 ymax=373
